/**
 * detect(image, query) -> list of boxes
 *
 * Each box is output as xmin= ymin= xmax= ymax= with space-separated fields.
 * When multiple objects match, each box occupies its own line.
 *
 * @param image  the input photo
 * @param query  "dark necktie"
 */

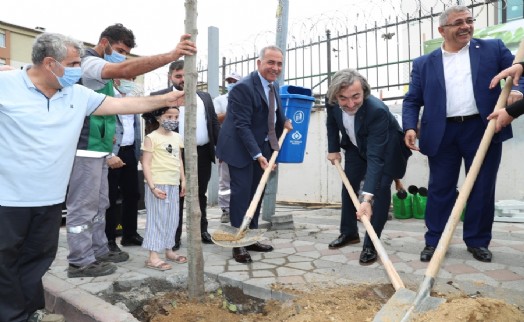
xmin=267 ymin=83 xmax=279 ymax=151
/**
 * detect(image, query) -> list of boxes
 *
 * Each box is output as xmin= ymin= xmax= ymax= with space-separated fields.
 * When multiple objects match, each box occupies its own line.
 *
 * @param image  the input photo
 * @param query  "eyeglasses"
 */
xmin=442 ymin=18 xmax=475 ymax=28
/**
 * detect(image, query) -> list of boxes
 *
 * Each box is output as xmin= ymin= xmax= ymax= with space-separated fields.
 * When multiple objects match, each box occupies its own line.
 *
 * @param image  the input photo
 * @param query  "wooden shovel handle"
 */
xmin=426 ymin=39 xmax=524 ymax=279
xmin=238 ymin=128 xmax=290 ymax=233
xmin=334 ymin=160 xmax=405 ymax=291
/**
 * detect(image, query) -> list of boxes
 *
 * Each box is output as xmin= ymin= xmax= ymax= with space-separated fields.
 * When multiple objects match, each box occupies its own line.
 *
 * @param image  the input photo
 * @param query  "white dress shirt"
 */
xmin=442 ymin=42 xmax=479 ymax=117
xmin=175 ymin=87 xmax=210 ymax=146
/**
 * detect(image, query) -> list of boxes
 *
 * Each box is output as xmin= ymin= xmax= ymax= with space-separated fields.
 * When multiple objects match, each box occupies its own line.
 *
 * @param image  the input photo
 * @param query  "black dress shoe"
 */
xmin=328 ymin=234 xmax=360 ymax=249
xmin=467 ymin=247 xmax=492 ymax=262
xmin=108 ymin=239 xmax=122 ymax=252
xmin=201 ymin=232 xmax=213 ymax=244
xmin=245 ymin=242 xmax=274 ymax=252
xmin=420 ymin=245 xmax=436 ymax=262
xmin=121 ymin=234 xmax=143 ymax=246
xmin=359 ymin=247 xmax=377 ymax=265
xmin=232 ymin=247 xmax=252 ymax=263
xmin=172 ymin=240 xmax=181 ymax=251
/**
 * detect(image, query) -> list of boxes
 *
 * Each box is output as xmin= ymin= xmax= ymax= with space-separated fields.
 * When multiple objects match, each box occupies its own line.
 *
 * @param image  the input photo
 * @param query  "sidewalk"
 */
xmin=44 ymin=205 xmax=524 ymax=321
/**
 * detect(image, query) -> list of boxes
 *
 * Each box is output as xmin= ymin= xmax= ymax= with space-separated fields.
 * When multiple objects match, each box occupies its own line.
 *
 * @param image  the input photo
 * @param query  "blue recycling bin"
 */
xmin=277 ymin=85 xmax=315 ymax=163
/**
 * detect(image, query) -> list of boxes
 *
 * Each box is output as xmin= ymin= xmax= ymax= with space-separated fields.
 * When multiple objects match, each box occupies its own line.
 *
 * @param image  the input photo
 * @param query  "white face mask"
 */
xmin=116 ymin=79 xmax=136 ymax=94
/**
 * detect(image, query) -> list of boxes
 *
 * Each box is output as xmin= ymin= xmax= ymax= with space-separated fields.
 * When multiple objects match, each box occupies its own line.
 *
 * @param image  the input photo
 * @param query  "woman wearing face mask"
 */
xmin=141 ymin=106 xmax=187 ymax=270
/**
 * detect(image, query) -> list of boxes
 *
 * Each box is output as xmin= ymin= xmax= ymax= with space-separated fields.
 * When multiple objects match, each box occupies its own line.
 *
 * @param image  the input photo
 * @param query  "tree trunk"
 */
xmin=184 ymin=0 xmax=205 ymax=299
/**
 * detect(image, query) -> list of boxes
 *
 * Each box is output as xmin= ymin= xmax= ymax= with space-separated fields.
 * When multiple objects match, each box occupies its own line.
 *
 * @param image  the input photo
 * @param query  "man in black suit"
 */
xmin=216 ymin=46 xmax=293 ymax=263
xmin=150 ymin=60 xmax=220 ymax=248
xmin=326 ymin=68 xmax=411 ymax=265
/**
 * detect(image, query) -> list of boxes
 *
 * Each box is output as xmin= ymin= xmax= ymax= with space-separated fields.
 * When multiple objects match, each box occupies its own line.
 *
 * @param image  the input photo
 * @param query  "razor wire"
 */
xmin=144 ymin=0 xmax=515 ymax=92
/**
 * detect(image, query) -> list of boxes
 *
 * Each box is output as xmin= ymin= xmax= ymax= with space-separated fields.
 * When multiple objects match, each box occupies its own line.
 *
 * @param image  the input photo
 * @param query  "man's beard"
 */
xmin=174 ymin=83 xmax=184 ymax=91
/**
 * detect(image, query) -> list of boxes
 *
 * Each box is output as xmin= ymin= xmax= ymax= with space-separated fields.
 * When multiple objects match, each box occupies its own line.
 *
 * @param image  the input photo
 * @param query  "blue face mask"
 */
xmin=226 ymin=83 xmax=235 ymax=92
xmin=104 ymin=50 xmax=126 ymax=63
xmin=51 ymin=59 xmax=82 ymax=88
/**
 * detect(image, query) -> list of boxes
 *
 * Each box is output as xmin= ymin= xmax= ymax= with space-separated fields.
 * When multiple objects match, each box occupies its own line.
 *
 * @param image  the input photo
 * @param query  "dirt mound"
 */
xmin=138 ymin=284 xmax=524 ymax=322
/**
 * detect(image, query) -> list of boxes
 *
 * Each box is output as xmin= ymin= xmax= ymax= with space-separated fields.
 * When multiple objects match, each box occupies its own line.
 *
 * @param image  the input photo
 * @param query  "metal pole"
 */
xmin=207 ymin=26 xmax=219 ymax=206
xmin=262 ymin=0 xmax=289 ymax=223
xmin=326 ymin=29 xmax=332 ymax=85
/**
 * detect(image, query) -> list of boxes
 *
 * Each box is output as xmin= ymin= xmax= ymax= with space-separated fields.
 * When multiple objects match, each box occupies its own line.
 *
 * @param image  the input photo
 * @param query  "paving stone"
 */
xmin=287 ymin=261 xmax=314 ymax=271
xmin=261 ymin=257 xmax=287 ymax=265
xmin=484 ymin=269 xmax=524 ymax=281
xmin=275 ymin=266 xmax=307 ymax=277
xmin=454 ymin=273 xmax=500 ymax=288
xmin=271 ymin=213 xmax=294 ymax=223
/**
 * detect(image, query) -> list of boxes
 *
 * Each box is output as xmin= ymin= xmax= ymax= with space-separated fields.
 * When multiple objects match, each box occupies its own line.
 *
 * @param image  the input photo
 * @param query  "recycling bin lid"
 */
xmin=280 ymin=85 xmax=314 ymax=99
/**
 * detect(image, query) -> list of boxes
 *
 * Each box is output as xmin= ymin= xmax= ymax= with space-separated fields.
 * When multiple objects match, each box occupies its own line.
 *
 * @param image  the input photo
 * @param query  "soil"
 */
xmin=134 ymin=283 xmax=524 ymax=322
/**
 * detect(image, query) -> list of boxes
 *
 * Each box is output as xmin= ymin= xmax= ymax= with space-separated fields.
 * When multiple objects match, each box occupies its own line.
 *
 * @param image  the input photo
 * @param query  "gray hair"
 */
xmin=439 ymin=5 xmax=470 ymax=26
xmin=32 ymin=33 xmax=84 ymax=65
xmin=326 ymin=68 xmax=371 ymax=104
xmin=258 ymin=45 xmax=283 ymax=60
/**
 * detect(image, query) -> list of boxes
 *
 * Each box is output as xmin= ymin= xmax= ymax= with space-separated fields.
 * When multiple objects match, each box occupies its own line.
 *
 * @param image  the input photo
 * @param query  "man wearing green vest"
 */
xmin=66 ymin=24 xmax=193 ymax=278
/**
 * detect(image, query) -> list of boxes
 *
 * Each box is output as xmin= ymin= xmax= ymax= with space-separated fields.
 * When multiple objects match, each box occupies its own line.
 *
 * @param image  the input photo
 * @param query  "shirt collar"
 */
xmin=441 ymin=41 xmax=470 ymax=56
xmin=21 ymin=64 xmax=37 ymax=90
xmin=257 ymin=72 xmax=271 ymax=88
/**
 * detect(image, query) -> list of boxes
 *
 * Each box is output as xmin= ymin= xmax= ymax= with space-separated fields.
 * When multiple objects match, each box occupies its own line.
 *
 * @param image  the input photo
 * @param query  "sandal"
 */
xmin=145 ymin=259 xmax=172 ymax=271
xmin=166 ymin=253 xmax=188 ymax=264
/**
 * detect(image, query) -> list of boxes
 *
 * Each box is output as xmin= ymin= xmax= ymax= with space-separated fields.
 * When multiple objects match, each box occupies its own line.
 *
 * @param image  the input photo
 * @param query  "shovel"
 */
xmin=373 ymin=41 xmax=524 ymax=322
xmin=212 ymin=128 xmax=290 ymax=247
xmin=334 ymin=160 xmax=405 ymax=291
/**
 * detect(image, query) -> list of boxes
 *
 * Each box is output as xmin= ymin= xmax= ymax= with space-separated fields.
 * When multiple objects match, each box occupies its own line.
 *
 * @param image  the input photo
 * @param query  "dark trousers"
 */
xmin=106 ymin=147 xmax=140 ymax=240
xmin=341 ymin=145 xmax=393 ymax=249
xmin=175 ymin=143 xmax=213 ymax=242
xmin=425 ymin=118 xmax=502 ymax=248
xmin=0 ymin=204 xmax=62 ymax=322
xmin=228 ymin=142 xmax=271 ymax=229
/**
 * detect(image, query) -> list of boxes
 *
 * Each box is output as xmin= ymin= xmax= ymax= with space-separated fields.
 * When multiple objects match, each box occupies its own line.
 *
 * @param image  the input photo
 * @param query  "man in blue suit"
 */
xmin=326 ymin=69 xmax=411 ymax=265
xmin=403 ymin=5 xmax=524 ymax=263
xmin=216 ymin=45 xmax=292 ymax=263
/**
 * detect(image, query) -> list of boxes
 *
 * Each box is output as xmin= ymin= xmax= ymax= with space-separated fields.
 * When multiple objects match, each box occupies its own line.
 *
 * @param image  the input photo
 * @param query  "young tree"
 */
xmin=184 ymin=0 xmax=205 ymax=299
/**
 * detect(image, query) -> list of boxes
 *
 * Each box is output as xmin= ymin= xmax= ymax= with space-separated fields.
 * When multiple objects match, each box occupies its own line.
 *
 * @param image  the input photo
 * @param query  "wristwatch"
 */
xmin=359 ymin=195 xmax=374 ymax=206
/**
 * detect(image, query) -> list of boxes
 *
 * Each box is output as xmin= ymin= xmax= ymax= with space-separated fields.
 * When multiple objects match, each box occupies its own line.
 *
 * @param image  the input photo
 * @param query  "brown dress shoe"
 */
xmin=245 ymin=242 xmax=274 ymax=252
xmin=232 ymin=247 xmax=252 ymax=263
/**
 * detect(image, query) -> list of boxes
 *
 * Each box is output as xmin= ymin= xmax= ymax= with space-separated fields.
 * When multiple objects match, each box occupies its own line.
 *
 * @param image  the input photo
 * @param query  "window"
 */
xmin=499 ymin=0 xmax=524 ymax=22
xmin=0 ymin=33 xmax=5 ymax=48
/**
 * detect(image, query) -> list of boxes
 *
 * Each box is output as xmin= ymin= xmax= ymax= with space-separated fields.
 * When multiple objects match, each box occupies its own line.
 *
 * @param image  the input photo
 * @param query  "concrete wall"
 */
xmin=271 ymin=104 xmax=524 ymax=204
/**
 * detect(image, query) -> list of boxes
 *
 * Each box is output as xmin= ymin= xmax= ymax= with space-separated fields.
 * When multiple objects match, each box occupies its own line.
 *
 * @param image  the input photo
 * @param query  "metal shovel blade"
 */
xmin=373 ymin=279 xmax=446 ymax=322
xmin=211 ymin=224 xmax=266 ymax=247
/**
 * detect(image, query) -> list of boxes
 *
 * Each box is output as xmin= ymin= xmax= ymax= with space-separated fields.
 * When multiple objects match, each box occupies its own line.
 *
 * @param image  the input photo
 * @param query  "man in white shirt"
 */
xmin=0 ymin=32 xmax=192 ymax=322
xmin=213 ymin=71 xmax=242 ymax=223
xmin=105 ymin=79 xmax=143 ymax=253
xmin=403 ymin=5 xmax=524 ymax=263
